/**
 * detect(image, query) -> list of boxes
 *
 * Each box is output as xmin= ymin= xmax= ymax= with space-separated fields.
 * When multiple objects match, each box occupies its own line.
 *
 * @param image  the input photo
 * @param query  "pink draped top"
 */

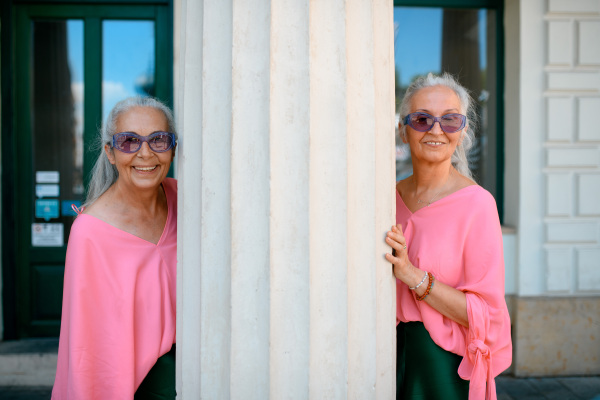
xmin=52 ymin=178 xmax=177 ymax=400
xmin=396 ymin=185 xmax=512 ymax=400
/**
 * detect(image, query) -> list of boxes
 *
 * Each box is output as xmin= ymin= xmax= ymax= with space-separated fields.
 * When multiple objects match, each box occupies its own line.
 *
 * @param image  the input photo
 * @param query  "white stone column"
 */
xmin=270 ymin=0 xmax=310 ymax=397
xmin=176 ymin=1 xmax=395 ymax=398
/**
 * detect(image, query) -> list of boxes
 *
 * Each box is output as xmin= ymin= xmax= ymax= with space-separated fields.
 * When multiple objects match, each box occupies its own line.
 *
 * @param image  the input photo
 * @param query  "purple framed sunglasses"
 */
xmin=112 ymin=131 xmax=176 ymax=153
xmin=403 ymin=112 xmax=466 ymax=133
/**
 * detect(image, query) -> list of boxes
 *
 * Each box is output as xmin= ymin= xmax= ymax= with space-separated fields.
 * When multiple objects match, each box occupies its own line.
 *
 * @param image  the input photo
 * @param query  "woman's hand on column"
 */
xmin=385 ymin=224 xmax=420 ymax=284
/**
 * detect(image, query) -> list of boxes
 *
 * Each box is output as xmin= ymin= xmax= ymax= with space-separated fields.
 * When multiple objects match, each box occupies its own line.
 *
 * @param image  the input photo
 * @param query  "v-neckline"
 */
xmin=79 ymin=182 xmax=171 ymax=246
xmin=396 ymin=185 xmax=477 ymax=216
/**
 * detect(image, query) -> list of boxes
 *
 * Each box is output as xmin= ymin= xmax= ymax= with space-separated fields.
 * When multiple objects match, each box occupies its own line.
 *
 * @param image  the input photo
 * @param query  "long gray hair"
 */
xmin=398 ymin=72 xmax=476 ymax=180
xmin=84 ymin=96 xmax=177 ymax=207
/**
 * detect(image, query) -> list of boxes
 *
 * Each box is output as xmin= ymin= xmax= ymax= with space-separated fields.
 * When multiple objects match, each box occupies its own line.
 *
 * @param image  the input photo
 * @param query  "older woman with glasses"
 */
xmin=52 ymin=97 xmax=178 ymax=400
xmin=385 ymin=73 xmax=512 ymax=400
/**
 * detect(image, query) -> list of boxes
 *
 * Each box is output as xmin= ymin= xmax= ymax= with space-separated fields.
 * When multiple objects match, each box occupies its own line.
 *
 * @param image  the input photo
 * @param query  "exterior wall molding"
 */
xmin=505 ymin=0 xmax=600 ymax=376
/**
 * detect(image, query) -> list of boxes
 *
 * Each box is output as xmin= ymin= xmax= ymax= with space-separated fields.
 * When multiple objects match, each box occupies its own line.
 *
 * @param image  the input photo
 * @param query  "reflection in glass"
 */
xmin=394 ymin=7 xmax=497 ymax=198
xmin=31 ymin=19 xmax=84 ymax=242
xmin=102 ymin=20 xmax=155 ymax=121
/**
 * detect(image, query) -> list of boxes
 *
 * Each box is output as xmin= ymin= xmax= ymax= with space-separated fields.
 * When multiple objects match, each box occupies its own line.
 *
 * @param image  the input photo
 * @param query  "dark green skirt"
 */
xmin=135 ymin=344 xmax=176 ymax=400
xmin=397 ymin=322 xmax=469 ymax=400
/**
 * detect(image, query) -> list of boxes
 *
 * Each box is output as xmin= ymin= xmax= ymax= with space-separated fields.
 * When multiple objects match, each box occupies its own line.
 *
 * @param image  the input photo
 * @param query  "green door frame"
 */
xmin=393 ymin=0 xmax=505 ymax=222
xmin=1 ymin=0 xmax=173 ymax=339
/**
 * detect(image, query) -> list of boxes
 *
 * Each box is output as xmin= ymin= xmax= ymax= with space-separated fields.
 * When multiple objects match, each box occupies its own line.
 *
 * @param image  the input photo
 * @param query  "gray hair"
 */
xmin=84 ymin=96 xmax=177 ymax=207
xmin=398 ymin=72 xmax=476 ymax=180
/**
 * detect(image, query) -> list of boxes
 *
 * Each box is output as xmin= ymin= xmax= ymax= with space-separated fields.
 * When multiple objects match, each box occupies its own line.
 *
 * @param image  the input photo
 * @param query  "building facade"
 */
xmin=503 ymin=0 xmax=600 ymax=377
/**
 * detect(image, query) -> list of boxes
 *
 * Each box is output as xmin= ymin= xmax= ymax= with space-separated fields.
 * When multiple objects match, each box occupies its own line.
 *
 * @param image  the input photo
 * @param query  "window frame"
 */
xmin=1 ymin=0 xmax=174 ymax=339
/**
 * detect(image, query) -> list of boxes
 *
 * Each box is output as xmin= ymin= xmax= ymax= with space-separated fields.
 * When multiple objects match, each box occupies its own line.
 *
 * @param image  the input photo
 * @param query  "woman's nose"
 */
xmin=137 ymin=141 xmax=153 ymax=157
xmin=429 ymin=120 xmax=444 ymax=134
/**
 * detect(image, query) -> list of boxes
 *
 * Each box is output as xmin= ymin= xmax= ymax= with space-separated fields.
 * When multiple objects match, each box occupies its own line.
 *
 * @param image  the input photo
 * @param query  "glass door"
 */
xmin=9 ymin=2 xmax=172 ymax=338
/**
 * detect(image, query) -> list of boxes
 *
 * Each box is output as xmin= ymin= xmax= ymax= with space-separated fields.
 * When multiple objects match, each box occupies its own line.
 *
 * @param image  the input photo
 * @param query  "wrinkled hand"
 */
xmin=385 ymin=225 xmax=470 ymax=328
xmin=385 ymin=224 xmax=413 ymax=280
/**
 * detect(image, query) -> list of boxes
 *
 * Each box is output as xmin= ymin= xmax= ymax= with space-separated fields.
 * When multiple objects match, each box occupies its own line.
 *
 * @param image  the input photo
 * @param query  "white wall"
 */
xmin=505 ymin=0 xmax=600 ymax=297
xmin=543 ymin=0 xmax=600 ymax=294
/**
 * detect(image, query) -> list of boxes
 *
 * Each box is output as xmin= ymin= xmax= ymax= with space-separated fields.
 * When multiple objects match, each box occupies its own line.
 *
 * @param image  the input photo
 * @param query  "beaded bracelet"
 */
xmin=409 ymin=271 xmax=428 ymax=290
xmin=415 ymin=272 xmax=434 ymax=301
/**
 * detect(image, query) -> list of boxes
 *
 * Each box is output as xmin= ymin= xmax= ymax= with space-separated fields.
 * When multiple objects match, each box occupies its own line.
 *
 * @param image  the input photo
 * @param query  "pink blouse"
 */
xmin=396 ymin=185 xmax=512 ymax=400
xmin=52 ymin=178 xmax=177 ymax=400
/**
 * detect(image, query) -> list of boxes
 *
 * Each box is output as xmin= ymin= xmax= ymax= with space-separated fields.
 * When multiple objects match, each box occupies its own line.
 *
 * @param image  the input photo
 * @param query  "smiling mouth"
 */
xmin=424 ymin=141 xmax=445 ymax=145
xmin=133 ymin=166 xmax=158 ymax=171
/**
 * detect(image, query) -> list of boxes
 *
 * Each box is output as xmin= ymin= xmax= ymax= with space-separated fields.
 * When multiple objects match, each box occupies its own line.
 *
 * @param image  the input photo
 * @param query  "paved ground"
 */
xmin=0 ymin=386 xmax=53 ymax=400
xmin=497 ymin=375 xmax=600 ymax=400
xmin=1 ymin=376 xmax=600 ymax=399
xmin=1 ymin=338 xmax=598 ymax=399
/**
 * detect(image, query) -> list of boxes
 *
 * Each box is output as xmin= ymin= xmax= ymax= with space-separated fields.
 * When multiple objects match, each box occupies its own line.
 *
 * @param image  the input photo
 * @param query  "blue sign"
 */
xmin=62 ymin=200 xmax=82 ymax=217
xmin=35 ymin=199 xmax=60 ymax=221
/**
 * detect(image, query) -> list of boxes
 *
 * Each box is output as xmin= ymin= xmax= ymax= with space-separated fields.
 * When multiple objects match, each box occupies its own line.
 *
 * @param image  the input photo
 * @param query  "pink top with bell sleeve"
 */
xmin=396 ymin=185 xmax=512 ymax=400
xmin=52 ymin=178 xmax=177 ymax=400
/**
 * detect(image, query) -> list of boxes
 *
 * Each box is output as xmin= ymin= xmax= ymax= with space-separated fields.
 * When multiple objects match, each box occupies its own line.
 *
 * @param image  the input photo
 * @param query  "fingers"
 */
xmin=385 ymin=248 xmax=409 ymax=281
xmin=386 ymin=226 xmax=407 ymax=250
xmin=385 ymin=252 xmax=399 ymax=265
xmin=393 ymin=224 xmax=404 ymax=235
xmin=385 ymin=235 xmax=404 ymax=252
xmin=385 ymin=225 xmax=409 ymax=281
xmin=390 ymin=225 xmax=405 ymax=241
xmin=385 ymin=249 xmax=404 ymax=263
xmin=387 ymin=231 xmax=404 ymax=244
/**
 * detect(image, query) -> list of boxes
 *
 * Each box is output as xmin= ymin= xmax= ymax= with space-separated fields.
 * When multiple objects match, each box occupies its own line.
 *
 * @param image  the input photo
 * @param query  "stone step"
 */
xmin=0 ymin=339 xmax=58 ymax=386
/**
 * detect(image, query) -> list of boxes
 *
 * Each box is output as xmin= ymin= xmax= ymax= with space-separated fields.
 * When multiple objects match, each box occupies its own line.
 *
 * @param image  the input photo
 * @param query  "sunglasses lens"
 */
xmin=440 ymin=114 xmax=465 ymax=133
xmin=409 ymin=113 xmax=433 ymax=131
xmin=114 ymin=134 xmax=141 ymax=153
xmin=149 ymin=133 xmax=173 ymax=152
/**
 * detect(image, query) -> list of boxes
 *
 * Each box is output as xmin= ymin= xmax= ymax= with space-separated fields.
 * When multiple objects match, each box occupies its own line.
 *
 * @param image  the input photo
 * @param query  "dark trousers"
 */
xmin=135 ymin=344 xmax=176 ymax=400
xmin=397 ymin=322 xmax=469 ymax=399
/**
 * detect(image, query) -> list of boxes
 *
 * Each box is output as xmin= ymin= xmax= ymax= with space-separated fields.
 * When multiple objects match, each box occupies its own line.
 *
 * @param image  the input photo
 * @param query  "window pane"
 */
xmin=31 ymin=19 xmax=84 ymax=244
xmin=102 ymin=20 xmax=155 ymax=121
xmin=394 ymin=7 xmax=498 ymax=198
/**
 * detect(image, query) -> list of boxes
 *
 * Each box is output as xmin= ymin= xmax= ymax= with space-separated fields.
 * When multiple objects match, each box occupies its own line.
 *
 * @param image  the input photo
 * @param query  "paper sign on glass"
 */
xmin=32 ymin=223 xmax=64 ymax=247
xmin=36 ymin=171 xmax=60 ymax=184
xmin=36 ymin=184 xmax=60 ymax=198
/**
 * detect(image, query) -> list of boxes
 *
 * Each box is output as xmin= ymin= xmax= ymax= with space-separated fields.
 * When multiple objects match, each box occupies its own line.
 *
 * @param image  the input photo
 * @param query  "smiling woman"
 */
xmin=85 ymin=97 xmax=177 ymax=207
xmin=52 ymin=97 xmax=179 ymax=400
xmin=398 ymin=79 xmax=475 ymax=183
xmin=102 ymin=106 xmax=175 ymax=210
xmin=385 ymin=73 xmax=511 ymax=400
xmin=393 ymin=3 xmax=502 ymax=209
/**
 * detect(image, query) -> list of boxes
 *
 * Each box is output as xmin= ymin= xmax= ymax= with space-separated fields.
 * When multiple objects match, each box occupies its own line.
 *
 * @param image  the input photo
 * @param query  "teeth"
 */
xmin=134 ymin=166 xmax=157 ymax=171
xmin=425 ymin=141 xmax=444 ymax=145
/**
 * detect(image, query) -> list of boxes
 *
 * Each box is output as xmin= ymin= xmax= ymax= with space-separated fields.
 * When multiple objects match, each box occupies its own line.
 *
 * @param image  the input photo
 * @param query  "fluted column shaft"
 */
xmin=176 ymin=1 xmax=395 ymax=398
